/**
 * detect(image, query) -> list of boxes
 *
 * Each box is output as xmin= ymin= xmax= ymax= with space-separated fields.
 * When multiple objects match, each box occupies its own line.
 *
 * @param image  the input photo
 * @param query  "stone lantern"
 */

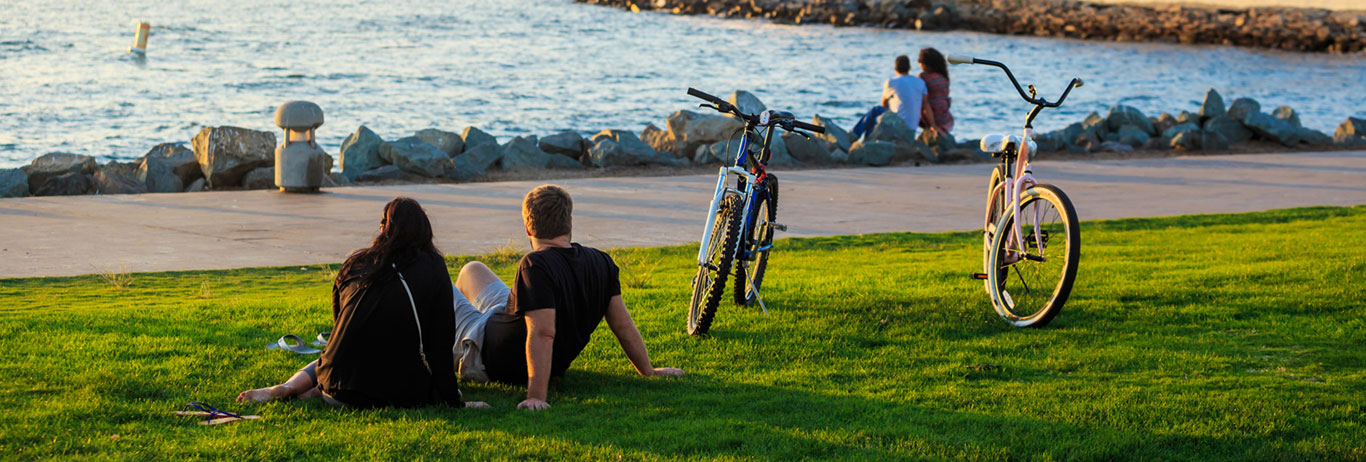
xmin=274 ymin=101 xmax=329 ymax=193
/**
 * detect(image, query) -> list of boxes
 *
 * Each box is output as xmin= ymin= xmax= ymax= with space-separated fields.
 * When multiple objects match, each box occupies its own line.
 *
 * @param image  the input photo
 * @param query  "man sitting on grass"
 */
xmin=451 ymin=184 xmax=684 ymax=410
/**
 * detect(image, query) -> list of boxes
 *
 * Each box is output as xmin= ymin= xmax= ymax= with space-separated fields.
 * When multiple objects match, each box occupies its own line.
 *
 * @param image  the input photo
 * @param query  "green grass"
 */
xmin=1 ymin=206 xmax=1364 ymax=461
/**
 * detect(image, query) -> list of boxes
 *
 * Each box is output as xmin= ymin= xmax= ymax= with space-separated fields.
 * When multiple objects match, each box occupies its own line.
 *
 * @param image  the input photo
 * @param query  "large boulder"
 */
xmin=1105 ymin=105 xmax=1155 ymax=136
xmin=665 ymin=110 xmax=745 ymax=161
xmin=380 ymin=136 xmax=453 ymax=177
xmin=812 ymin=114 xmax=852 ymax=153
xmin=1162 ymin=122 xmax=1200 ymax=140
xmin=782 ymin=132 xmax=831 ymax=163
xmin=1199 ymin=88 xmax=1226 ymax=120
xmin=241 ymin=167 xmax=276 ymax=190
xmin=33 ymin=172 xmax=92 ymax=196
xmin=192 ymin=126 xmax=276 ymax=188
xmin=539 ymin=131 xmax=586 ymax=159
xmin=1243 ymin=112 xmax=1300 ymax=147
xmin=24 ymin=152 xmax=96 ymax=195
xmin=339 ymin=126 xmax=385 ymax=181
xmin=916 ymin=129 xmax=958 ymax=162
xmin=1115 ymin=125 xmax=1151 ymax=148
xmin=1297 ymin=128 xmax=1334 ymax=146
xmin=640 ymin=123 xmax=676 ymax=157
xmin=591 ymin=130 xmax=686 ymax=167
xmin=727 ymin=90 xmax=766 ymax=118
xmin=453 ymin=142 xmax=503 ymax=174
xmin=1227 ymin=98 xmax=1261 ymax=122
xmin=1334 ymin=117 xmax=1366 ymax=146
xmin=848 ymin=140 xmax=897 ymax=166
xmin=1204 ymin=116 xmax=1253 ymax=144
xmin=0 ymin=168 xmax=29 ymax=198
xmin=355 ymin=165 xmax=411 ymax=182
xmin=461 ymin=126 xmax=498 ymax=151
xmin=1153 ymin=113 xmax=1178 ymax=136
xmin=415 ymin=128 xmax=464 ymax=157
xmin=1170 ymin=130 xmax=1203 ymax=151
xmin=1271 ymin=106 xmax=1301 ymax=128
xmin=1099 ymin=141 xmax=1135 ymax=153
xmin=1202 ymin=130 xmax=1230 ymax=151
xmin=93 ymin=161 xmax=147 ymax=195
xmin=185 ymin=178 xmax=206 ymax=192
xmin=587 ymin=139 xmax=627 ymax=168
xmin=1175 ymin=110 xmax=1196 ymax=125
xmin=500 ymin=136 xmax=553 ymax=170
xmin=765 ymin=132 xmax=796 ymax=166
xmin=137 ymin=143 xmax=202 ymax=193
xmin=869 ymin=111 xmax=917 ymax=145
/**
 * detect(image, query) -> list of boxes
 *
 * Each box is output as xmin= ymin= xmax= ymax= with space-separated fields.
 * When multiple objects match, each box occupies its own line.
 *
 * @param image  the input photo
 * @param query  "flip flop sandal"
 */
xmin=311 ymin=332 xmax=330 ymax=348
xmin=265 ymin=334 xmax=321 ymax=355
xmin=175 ymin=402 xmax=260 ymax=426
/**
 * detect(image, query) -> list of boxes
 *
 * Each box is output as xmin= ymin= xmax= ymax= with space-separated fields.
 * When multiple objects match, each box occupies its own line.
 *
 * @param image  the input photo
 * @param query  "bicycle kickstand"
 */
xmin=745 ymin=268 xmax=770 ymax=316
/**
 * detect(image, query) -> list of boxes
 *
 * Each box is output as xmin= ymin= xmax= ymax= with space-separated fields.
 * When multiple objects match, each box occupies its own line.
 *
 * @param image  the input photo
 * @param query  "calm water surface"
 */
xmin=2 ymin=0 xmax=1364 ymax=167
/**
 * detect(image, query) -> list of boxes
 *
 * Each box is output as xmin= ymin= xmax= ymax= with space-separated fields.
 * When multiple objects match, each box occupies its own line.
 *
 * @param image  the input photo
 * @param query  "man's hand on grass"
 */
xmin=518 ymin=398 xmax=551 ymax=411
xmin=650 ymin=367 xmax=685 ymax=377
xmin=465 ymin=401 xmax=491 ymax=409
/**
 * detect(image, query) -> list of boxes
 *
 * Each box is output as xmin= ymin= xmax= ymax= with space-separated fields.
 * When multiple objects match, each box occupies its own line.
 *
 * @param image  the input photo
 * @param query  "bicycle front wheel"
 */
xmin=688 ymin=193 xmax=743 ymax=335
xmin=987 ymin=184 xmax=1080 ymax=327
xmin=736 ymin=174 xmax=778 ymax=306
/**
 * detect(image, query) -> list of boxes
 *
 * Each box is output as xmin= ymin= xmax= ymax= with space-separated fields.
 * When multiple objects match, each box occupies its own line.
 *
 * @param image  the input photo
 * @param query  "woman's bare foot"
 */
xmin=236 ymin=386 xmax=283 ymax=403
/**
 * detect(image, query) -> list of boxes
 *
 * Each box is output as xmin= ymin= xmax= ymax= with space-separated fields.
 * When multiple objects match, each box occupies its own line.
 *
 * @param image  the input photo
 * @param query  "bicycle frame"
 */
xmin=986 ymin=126 xmax=1043 ymax=259
xmin=694 ymin=122 xmax=775 ymax=267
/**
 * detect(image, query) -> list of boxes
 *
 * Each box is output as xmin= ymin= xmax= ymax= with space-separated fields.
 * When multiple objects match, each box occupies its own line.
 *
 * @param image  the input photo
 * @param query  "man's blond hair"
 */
xmin=522 ymin=184 xmax=573 ymax=239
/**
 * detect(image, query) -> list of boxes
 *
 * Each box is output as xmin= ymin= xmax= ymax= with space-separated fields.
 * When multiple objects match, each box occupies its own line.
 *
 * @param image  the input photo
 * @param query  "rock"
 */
xmin=1153 ymin=113 xmax=1178 ymax=136
xmin=323 ymin=172 xmax=352 ymax=187
xmin=1199 ymin=88 xmax=1226 ymax=120
xmin=1115 ymin=125 xmax=1151 ymax=148
xmin=461 ymin=126 xmax=498 ymax=151
xmin=587 ymin=139 xmax=627 ymax=168
xmin=339 ymin=126 xmax=385 ymax=181
xmin=1175 ymin=110 xmax=1196 ymax=125
xmin=546 ymin=154 xmax=585 ymax=169
xmin=1204 ymin=116 xmax=1253 ymax=144
xmin=829 ymin=148 xmax=849 ymax=163
xmin=241 ymin=167 xmax=276 ymax=190
xmin=1227 ymin=97 xmax=1261 ymax=122
xmin=1297 ymin=127 xmax=1333 ymax=146
xmin=1243 ymin=112 xmax=1300 ymax=147
xmin=812 ymin=115 xmax=852 ymax=153
xmin=782 ymin=132 xmax=831 ymax=163
xmin=1162 ymin=122 xmax=1200 ymax=140
xmin=1099 ymin=141 xmax=1135 ymax=152
xmin=666 ymin=110 xmax=745 ymax=161
xmin=591 ymin=130 xmax=686 ymax=167
xmin=380 ymin=136 xmax=453 ymax=177
xmin=641 ymin=123 xmax=677 ymax=157
xmin=445 ymin=155 xmax=483 ymax=181
xmin=499 ymin=136 xmax=552 ymax=170
xmin=1334 ymin=117 xmax=1366 ymax=145
xmin=727 ymin=90 xmax=766 ymax=118
xmin=415 ymin=128 xmax=464 ymax=157
xmin=765 ymin=132 xmax=796 ymax=166
xmin=0 ymin=168 xmax=29 ymax=198
xmin=848 ymin=140 xmax=897 ymax=166
xmin=33 ymin=172 xmax=92 ymax=196
xmin=137 ymin=143 xmax=201 ymax=193
xmin=1082 ymin=112 xmax=1107 ymax=133
xmin=453 ymin=142 xmax=503 ymax=174
xmin=24 ymin=152 xmax=96 ymax=195
xmin=356 ymin=165 xmax=411 ymax=182
xmin=869 ymin=111 xmax=918 ymax=145
xmin=917 ymin=129 xmax=958 ymax=162
xmin=1144 ymin=136 xmax=1171 ymax=151
xmin=192 ymin=126 xmax=276 ymax=188
xmin=1170 ymin=130 xmax=1203 ymax=151
xmin=185 ymin=178 xmax=206 ymax=192
xmin=1271 ymin=106 xmax=1301 ymax=128
xmin=539 ymin=131 xmax=586 ymax=159
xmin=1033 ymin=132 xmax=1062 ymax=153
xmin=1202 ymin=130 xmax=1230 ymax=151
xmin=1105 ymin=105 xmax=1155 ymax=136
xmin=93 ymin=162 xmax=147 ymax=195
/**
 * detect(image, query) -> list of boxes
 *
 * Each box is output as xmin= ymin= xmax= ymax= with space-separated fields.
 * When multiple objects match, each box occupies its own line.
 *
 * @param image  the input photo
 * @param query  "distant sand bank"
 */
xmin=1088 ymin=0 xmax=1363 ymax=11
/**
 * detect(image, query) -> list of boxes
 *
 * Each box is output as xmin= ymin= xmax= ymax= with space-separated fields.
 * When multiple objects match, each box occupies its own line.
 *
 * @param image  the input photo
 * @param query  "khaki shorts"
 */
xmin=451 ymin=280 xmax=510 ymax=382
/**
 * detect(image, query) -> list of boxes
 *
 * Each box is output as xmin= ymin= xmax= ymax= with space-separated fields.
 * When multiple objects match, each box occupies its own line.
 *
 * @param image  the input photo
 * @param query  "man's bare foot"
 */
xmin=236 ymin=386 xmax=281 ymax=403
xmin=465 ymin=401 xmax=491 ymax=408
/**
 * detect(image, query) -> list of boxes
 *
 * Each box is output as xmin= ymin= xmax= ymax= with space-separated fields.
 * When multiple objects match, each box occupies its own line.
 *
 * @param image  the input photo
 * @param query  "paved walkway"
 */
xmin=1 ymin=151 xmax=1362 ymax=278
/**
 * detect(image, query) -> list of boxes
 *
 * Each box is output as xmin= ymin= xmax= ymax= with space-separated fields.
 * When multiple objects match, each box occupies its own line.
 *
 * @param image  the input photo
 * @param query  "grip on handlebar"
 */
xmin=793 ymin=120 xmax=826 ymax=134
xmin=947 ymin=55 xmax=975 ymax=65
xmin=1073 ymin=78 xmax=1084 ymax=88
xmin=687 ymin=87 xmax=727 ymax=106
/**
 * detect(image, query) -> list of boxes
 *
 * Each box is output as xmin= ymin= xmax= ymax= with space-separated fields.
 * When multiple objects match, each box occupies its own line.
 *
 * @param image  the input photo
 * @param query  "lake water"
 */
xmin=3 ymin=0 xmax=1364 ymax=168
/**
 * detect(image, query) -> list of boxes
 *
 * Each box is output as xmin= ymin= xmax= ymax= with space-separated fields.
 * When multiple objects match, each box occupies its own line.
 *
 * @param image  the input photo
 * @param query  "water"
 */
xmin=2 ymin=0 xmax=1364 ymax=168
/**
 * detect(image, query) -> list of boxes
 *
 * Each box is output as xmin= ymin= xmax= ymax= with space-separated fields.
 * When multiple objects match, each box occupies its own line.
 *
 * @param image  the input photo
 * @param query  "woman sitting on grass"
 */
xmin=238 ymin=197 xmax=487 ymax=409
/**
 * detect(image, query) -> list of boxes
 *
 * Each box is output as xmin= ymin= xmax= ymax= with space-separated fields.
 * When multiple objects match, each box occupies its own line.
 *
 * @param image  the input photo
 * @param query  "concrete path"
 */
xmin=1 ymin=151 xmax=1362 ymax=278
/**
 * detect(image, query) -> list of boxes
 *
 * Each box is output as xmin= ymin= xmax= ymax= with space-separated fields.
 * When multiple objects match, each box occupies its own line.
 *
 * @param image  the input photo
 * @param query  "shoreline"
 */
xmin=577 ymin=0 xmax=1366 ymax=54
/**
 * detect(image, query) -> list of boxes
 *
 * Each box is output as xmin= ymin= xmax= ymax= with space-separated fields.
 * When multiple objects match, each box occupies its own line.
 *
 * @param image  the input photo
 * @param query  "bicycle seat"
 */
xmin=980 ymin=134 xmax=1019 ymax=154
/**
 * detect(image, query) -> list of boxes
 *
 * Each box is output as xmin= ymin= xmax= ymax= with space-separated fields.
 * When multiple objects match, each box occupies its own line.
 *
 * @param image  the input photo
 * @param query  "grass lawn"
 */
xmin=1 ymin=206 xmax=1363 ymax=461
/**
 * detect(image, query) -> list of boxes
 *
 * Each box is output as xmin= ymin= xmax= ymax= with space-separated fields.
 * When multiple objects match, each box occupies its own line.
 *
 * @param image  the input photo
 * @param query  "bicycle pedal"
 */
xmin=771 ymin=223 xmax=788 ymax=232
xmin=970 ymin=273 xmax=989 ymax=280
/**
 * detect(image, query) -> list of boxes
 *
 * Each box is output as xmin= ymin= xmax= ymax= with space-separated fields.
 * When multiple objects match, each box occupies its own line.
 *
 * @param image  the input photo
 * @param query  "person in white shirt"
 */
xmin=850 ymin=55 xmax=937 ymax=140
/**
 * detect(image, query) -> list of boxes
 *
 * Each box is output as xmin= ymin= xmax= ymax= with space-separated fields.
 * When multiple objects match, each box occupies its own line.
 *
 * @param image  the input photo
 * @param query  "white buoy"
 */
xmin=129 ymin=21 xmax=149 ymax=54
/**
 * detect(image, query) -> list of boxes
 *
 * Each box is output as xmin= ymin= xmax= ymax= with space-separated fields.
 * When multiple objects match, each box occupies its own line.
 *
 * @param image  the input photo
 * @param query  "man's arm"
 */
xmin=881 ymin=80 xmax=894 ymax=109
xmin=605 ymin=296 xmax=684 ymax=377
xmin=520 ymin=309 xmax=555 ymax=410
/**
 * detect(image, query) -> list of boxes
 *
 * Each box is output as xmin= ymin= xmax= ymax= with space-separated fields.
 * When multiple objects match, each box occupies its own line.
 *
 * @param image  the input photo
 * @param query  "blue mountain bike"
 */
xmin=684 ymin=88 xmax=825 ymax=336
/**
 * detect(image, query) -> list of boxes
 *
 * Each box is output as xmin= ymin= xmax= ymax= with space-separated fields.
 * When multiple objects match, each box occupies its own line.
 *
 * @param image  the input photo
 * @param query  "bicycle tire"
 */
xmin=688 ymin=193 xmax=743 ymax=335
xmin=736 ymin=175 xmax=778 ymax=306
xmin=986 ymin=184 xmax=1079 ymax=328
xmin=983 ymin=165 xmax=1008 ymax=296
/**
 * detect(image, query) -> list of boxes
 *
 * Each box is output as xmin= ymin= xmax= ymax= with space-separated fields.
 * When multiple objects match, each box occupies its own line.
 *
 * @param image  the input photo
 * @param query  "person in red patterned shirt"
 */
xmin=918 ymin=48 xmax=955 ymax=135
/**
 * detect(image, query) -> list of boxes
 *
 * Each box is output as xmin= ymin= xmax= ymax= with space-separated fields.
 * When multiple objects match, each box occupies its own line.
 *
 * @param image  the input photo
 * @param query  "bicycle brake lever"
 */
xmin=699 ymin=103 xmax=718 ymax=111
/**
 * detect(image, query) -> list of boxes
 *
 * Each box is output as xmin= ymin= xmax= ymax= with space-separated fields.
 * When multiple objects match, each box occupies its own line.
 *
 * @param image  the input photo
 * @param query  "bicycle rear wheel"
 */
xmin=987 ymin=184 xmax=1079 ymax=327
xmin=983 ymin=165 xmax=1008 ymax=296
xmin=736 ymin=175 xmax=778 ymax=306
xmin=688 ymin=193 xmax=743 ymax=335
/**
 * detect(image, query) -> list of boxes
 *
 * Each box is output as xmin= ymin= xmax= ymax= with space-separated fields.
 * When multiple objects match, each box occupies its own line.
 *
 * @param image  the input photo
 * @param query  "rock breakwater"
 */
xmin=579 ymin=0 xmax=1366 ymax=53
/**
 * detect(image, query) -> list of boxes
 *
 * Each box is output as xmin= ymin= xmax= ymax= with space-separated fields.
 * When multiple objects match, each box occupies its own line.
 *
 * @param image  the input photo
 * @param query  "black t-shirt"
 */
xmin=481 ymin=243 xmax=621 ymax=384
xmin=316 ymin=252 xmax=464 ymax=408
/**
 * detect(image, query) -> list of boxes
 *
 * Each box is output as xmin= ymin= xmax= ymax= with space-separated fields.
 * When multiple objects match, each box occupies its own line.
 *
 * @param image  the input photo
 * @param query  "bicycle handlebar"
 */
xmin=686 ymin=87 xmax=825 ymax=134
xmin=947 ymin=56 xmax=1082 ymax=108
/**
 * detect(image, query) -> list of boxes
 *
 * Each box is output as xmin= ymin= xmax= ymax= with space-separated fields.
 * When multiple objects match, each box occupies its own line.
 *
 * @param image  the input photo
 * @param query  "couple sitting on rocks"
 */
xmin=238 ymin=185 xmax=683 ymax=410
xmin=850 ymin=48 xmax=955 ymax=141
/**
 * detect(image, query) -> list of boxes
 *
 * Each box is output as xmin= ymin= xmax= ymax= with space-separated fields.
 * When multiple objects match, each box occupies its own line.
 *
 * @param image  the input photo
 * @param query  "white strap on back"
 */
xmin=393 ymin=264 xmax=433 ymax=375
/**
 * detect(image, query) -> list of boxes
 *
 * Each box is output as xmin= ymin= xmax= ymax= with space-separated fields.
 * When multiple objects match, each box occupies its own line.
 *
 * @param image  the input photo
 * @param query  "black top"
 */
xmin=481 ymin=243 xmax=621 ymax=384
xmin=316 ymin=251 xmax=464 ymax=408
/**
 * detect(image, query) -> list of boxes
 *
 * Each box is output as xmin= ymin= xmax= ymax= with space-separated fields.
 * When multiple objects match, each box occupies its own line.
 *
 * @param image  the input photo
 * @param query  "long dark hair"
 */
xmin=919 ymin=47 xmax=949 ymax=82
xmin=338 ymin=197 xmax=440 ymax=289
